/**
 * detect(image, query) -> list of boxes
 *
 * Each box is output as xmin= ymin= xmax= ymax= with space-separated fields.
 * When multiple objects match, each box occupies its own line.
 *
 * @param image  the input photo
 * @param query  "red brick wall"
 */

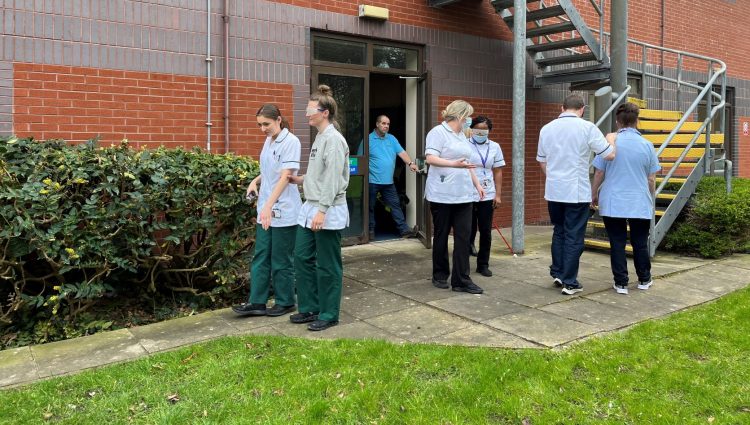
xmin=275 ymin=0 xmax=510 ymax=41
xmin=738 ymin=117 xmax=750 ymax=179
xmin=437 ymin=95 xmax=560 ymax=226
xmin=12 ymin=63 xmax=293 ymax=158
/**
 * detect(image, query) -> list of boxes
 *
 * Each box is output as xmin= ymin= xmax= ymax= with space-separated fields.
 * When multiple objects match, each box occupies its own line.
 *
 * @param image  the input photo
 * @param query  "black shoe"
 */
xmin=431 ymin=278 xmax=449 ymax=289
xmin=469 ymin=244 xmax=478 ymax=257
xmin=290 ymin=311 xmax=318 ymax=324
xmin=452 ymin=282 xmax=484 ymax=294
xmin=400 ymin=226 xmax=418 ymax=238
xmin=266 ymin=304 xmax=296 ymax=317
xmin=308 ymin=319 xmax=339 ymax=331
xmin=232 ymin=303 xmax=267 ymax=317
xmin=476 ymin=267 xmax=493 ymax=277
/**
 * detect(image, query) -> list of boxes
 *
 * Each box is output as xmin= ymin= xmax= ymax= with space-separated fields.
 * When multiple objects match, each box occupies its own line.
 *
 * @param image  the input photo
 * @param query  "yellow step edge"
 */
xmin=627 ymin=97 xmax=648 ymax=108
xmin=584 ymin=238 xmax=633 ymax=253
xmin=660 ymin=162 xmax=697 ymax=168
xmin=657 ymin=193 xmax=677 ymax=200
xmin=660 ymin=147 xmax=705 ymax=158
xmin=639 ymin=109 xmax=683 ymax=121
xmin=645 ymin=133 xmax=724 ymax=145
xmin=656 ymin=177 xmax=686 ymax=184
xmin=655 ymin=210 xmax=665 ymax=217
xmin=639 ymin=121 xmax=702 ymax=132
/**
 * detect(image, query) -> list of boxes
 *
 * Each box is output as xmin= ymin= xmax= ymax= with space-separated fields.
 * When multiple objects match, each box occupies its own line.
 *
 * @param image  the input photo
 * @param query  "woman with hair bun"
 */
xmin=288 ymin=84 xmax=350 ymax=331
xmin=425 ymin=99 xmax=486 ymax=295
xmin=233 ymin=104 xmax=301 ymax=318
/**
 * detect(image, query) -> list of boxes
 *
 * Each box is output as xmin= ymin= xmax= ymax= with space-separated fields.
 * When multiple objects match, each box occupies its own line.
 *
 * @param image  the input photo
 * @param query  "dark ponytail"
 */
xmin=255 ymin=104 xmax=288 ymax=129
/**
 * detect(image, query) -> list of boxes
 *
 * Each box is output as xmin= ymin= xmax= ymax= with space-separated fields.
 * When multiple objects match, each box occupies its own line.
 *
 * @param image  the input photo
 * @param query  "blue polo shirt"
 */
xmin=368 ymin=130 xmax=404 ymax=184
xmin=593 ymin=127 xmax=661 ymax=219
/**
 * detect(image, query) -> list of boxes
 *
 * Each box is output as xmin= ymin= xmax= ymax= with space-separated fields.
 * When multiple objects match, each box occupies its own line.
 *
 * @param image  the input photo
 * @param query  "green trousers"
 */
xmin=249 ymin=225 xmax=297 ymax=307
xmin=294 ymin=226 xmax=343 ymax=322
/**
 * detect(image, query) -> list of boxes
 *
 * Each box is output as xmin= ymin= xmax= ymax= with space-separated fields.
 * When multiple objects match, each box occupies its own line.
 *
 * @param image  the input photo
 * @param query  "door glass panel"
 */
xmin=318 ymin=74 xmax=366 ymax=240
xmin=373 ymin=45 xmax=419 ymax=71
xmin=314 ymin=38 xmax=367 ymax=65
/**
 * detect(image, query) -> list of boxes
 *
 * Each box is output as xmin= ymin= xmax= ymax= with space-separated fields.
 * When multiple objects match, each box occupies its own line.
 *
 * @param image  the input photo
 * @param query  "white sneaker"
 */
xmin=561 ymin=286 xmax=583 ymax=295
xmin=613 ymin=284 xmax=629 ymax=295
xmin=637 ymin=280 xmax=653 ymax=290
xmin=553 ymin=278 xmax=563 ymax=288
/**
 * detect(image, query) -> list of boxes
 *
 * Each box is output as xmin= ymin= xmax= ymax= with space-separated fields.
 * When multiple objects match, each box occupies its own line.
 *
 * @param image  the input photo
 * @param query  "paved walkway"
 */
xmin=2 ymin=226 xmax=749 ymax=388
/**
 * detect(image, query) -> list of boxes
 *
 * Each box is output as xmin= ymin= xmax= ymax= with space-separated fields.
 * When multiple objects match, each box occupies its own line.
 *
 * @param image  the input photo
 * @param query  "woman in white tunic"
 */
xmin=288 ymin=85 xmax=350 ymax=331
xmin=425 ymin=100 xmax=486 ymax=294
xmin=467 ymin=116 xmax=505 ymax=277
xmin=232 ymin=104 xmax=301 ymax=317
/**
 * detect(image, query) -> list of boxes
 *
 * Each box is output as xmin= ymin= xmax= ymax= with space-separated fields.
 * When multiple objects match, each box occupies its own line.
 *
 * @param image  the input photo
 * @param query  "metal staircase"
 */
xmin=491 ymin=0 xmax=610 ymax=86
xmin=492 ymin=0 xmax=729 ymax=256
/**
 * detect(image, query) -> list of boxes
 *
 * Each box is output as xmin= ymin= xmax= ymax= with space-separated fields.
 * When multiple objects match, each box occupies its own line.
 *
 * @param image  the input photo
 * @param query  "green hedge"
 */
xmin=0 ymin=136 xmax=258 ymax=346
xmin=664 ymin=176 xmax=750 ymax=258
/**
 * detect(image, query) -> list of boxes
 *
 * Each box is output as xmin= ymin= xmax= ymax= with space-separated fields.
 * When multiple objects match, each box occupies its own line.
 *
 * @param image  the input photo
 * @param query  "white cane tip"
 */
xmin=513 ymin=254 xmax=518 ymax=258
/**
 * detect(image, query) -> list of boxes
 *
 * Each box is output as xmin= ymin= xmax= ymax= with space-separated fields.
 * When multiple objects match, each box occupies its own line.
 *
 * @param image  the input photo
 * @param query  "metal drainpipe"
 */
xmin=205 ymin=0 xmax=213 ymax=152
xmin=223 ymin=0 xmax=230 ymax=153
xmin=511 ymin=0 xmax=526 ymax=254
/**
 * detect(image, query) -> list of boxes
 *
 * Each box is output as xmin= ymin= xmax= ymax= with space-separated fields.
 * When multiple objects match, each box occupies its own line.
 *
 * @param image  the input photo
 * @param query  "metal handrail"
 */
xmin=595 ymin=85 xmax=631 ymax=128
xmin=528 ymin=1 xmax=606 ymax=58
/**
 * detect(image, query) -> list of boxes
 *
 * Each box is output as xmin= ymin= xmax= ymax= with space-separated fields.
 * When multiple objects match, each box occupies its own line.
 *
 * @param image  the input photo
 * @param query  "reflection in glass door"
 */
xmin=314 ymin=70 xmax=369 ymax=244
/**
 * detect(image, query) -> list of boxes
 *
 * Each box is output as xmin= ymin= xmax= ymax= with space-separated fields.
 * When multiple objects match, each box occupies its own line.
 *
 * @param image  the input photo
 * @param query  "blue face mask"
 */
xmin=471 ymin=129 xmax=489 ymax=144
xmin=462 ymin=117 xmax=472 ymax=130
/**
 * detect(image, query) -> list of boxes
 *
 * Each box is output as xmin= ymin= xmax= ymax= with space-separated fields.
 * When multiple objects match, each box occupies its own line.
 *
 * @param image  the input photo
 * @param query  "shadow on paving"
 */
xmin=2 ymin=226 xmax=748 ymax=388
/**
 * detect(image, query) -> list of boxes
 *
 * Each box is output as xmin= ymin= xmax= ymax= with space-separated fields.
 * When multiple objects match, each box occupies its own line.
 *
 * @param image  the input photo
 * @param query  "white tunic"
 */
xmin=424 ymin=122 xmax=477 ymax=204
xmin=257 ymin=128 xmax=302 ymax=228
xmin=467 ymin=137 xmax=505 ymax=202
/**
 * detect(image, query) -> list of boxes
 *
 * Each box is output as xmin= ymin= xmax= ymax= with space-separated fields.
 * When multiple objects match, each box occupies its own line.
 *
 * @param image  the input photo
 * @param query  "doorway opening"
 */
xmin=369 ymin=73 xmax=408 ymax=241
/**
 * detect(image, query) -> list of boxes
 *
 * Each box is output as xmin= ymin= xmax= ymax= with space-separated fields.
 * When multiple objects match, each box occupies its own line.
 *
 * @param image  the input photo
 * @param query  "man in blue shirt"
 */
xmin=369 ymin=115 xmax=418 ymax=239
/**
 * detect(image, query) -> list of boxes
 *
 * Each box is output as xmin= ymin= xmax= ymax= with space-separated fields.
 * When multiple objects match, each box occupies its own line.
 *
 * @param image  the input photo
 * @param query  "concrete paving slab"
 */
xmin=273 ymin=319 xmax=406 ymax=344
xmin=483 ymin=310 xmax=603 ymax=348
xmin=0 ymin=347 xmax=39 ymax=387
xmin=674 ymin=265 xmax=750 ymax=294
xmin=482 ymin=281 xmax=575 ymax=308
xmin=214 ymin=307 xmax=292 ymax=333
xmin=343 ymin=277 xmax=371 ymax=295
xmin=31 ymin=329 xmax=146 ymax=378
xmin=583 ymin=289 xmax=684 ymax=321
xmin=428 ymin=294 xmax=528 ymax=323
xmin=426 ymin=324 xmax=541 ymax=349
xmin=341 ymin=288 xmax=419 ymax=320
xmin=343 ymin=252 xmax=433 ymax=287
xmin=717 ymin=254 xmax=750 ymax=270
xmin=644 ymin=279 xmax=720 ymax=307
xmin=130 ymin=311 xmax=234 ymax=353
xmin=365 ymin=305 xmax=474 ymax=342
xmin=540 ymin=297 xmax=637 ymax=330
xmin=388 ymin=279 xmax=463 ymax=303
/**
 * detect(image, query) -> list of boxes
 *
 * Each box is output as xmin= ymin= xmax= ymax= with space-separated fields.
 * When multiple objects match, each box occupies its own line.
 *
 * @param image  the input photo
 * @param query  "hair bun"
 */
xmin=317 ymin=84 xmax=332 ymax=96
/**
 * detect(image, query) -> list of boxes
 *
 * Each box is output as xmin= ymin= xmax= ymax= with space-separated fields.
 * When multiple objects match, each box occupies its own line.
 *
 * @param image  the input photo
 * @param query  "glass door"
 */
xmin=312 ymin=68 xmax=370 ymax=245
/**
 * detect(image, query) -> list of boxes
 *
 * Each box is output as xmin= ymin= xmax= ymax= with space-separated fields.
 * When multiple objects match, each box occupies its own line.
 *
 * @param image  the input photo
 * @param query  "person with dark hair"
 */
xmin=368 ymin=114 xmax=418 ymax=240
xmin=466 ymin=116 xmax=505 ymax=277
xmin=233 ymin=104 xmax=301 ymax=317
xmin=591 ymin=102 xmax=660 ymax=295
xmin=537 ymin=93 xmax=616 ymax=295
xmin=425 ymin=99 xmax=486 ymax=294
xmin=288 ymin=84 xmax=349 ymax=331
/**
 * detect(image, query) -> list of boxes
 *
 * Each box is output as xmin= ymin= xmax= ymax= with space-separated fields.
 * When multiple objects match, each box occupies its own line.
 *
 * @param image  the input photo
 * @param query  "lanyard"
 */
xmin=471 ymin=139 xmax=490 ymax=169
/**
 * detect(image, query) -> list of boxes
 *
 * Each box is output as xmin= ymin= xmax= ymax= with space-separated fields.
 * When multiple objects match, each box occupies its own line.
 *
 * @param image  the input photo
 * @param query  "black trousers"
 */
xmin=430 ymin=201 xmax=473 ymax=287
xmin=602 ymin=216 xmax=652 ymax=285
xmin=470 ymin=200 xmax=494 ymax=269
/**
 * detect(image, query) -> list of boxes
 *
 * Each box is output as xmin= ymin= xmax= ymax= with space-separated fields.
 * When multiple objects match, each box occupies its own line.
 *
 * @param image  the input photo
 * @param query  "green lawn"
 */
xmin=3 ymin=288 xmax=750 ymax=424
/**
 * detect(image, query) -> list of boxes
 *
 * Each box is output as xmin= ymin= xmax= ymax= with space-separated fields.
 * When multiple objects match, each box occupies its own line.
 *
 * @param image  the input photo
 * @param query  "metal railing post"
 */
xmin=676 ymin=54 xmax=683 ymax=111
xmin=511 ymin=0 xmax=526 ymax=254
xmin=705 ymin=64 xmax=713 ymax=175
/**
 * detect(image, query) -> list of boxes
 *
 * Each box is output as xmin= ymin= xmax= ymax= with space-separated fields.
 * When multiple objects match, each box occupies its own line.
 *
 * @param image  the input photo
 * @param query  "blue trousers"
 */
xmin=369 ymin=183 xmax=409 ymax=234
xmin=548 ymin=201 xmax=590 ymax=287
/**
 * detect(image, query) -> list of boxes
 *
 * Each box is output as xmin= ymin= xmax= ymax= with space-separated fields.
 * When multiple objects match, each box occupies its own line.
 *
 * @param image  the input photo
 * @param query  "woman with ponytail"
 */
xmin=232 ymin=104 xmax=302 ymax=318
xmin=288 ymin=85 xmax=350 ymax=331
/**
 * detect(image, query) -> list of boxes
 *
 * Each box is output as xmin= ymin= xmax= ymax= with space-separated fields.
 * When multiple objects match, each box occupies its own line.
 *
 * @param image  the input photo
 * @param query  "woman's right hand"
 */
xmin=452 ymin=159 xmax=476 ymax=169
xmin=288 ymin=175 xmax=304 ymax=185
xmin=246 ymin=181 xmax=258 ymax=197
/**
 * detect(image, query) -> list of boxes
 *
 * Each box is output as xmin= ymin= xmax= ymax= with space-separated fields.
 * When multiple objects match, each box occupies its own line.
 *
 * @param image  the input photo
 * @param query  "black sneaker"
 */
xmin=290 ymin=311 xmax=318 ymax=324
xmin=400 ymin=227 xmax=418 ymax=238
xmin=452 ymin=282 xmax=484 ymax=294
xmin=432 ymin=278 xmax=449 ymax=289
xmin=232 ymin=303 xmax=267 ymax=317
xmin=561 ymin=285 xmax=583 ymax=295
xmin=476 ymin=267 xmax=492 ymax=277
xmin=266 ymin=304 xmax=296 ymax=317
xmin=308 ymin=319 xmax=339 ymax=331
